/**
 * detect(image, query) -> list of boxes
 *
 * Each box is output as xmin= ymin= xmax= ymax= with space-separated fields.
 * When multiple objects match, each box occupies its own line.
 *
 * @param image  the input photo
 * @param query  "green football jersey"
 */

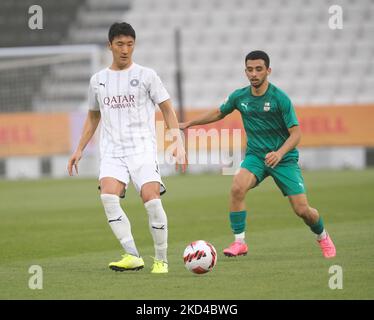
xmin=220 ymin=83 xmax=299 ymax=161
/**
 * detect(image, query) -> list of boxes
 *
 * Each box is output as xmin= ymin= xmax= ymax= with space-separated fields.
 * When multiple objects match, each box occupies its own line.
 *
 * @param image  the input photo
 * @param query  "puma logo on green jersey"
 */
xmin=241 ymin=102 xmax=249 ymax=110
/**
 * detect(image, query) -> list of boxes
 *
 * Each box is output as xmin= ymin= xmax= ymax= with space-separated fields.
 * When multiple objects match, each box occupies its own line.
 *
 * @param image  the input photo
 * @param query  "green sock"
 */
xmin=229 ymin=211 xmax=247 ymax=234
xmin=310 ymin=216 xmax=324 ymax=235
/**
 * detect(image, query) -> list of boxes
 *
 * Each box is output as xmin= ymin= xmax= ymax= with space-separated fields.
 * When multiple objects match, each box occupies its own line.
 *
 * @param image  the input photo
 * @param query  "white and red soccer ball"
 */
xmin=183 ymin=240 xmax=217 ymax=274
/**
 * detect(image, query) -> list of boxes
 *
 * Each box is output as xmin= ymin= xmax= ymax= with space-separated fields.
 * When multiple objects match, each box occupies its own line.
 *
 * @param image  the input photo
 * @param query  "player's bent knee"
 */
xmin=99 ymin=177 xmax=126 ymax=196
xmin=293 ymin=203 xmax=310 ymax=218
xmin=141 ymin=182 xmax=161 ymax=203
xmin=142 ymin=193 xmax=160 ymax=203
xmin=231 ymin=184 xmax=247 ymax=200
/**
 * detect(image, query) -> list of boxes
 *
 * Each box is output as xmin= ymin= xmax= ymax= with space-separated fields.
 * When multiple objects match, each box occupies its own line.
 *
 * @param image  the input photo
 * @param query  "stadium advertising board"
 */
xmin=175 ymin=105 xmax=374 ymax=149
xmin=0 ymin=113 xmax=70 ymax=156
xmin=1 ymin=106 xmax=373 ymax=157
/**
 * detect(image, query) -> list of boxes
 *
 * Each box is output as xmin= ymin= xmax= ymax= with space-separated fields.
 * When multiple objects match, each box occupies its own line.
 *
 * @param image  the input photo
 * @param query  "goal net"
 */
xmin=0 ymin=45 xmax=101 ymax=113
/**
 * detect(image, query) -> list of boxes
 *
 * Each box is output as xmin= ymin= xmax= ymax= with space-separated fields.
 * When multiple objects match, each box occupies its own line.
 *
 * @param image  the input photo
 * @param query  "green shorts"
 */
xmin=240 ymin=154 xmax=306 ymax=196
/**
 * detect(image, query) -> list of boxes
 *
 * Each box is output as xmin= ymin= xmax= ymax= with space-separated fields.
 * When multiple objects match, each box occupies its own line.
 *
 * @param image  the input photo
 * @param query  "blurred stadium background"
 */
xmin=1 ymin=0 xmax=374 ymax=179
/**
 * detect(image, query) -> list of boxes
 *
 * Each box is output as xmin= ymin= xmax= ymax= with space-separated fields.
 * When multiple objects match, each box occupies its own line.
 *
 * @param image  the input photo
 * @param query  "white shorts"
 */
xmin=99 ymin=152 xmax=166 ymax=196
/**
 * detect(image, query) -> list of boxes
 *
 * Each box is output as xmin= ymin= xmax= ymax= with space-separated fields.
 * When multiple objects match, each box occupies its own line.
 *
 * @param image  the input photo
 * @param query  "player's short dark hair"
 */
xmin=245 ymin=50 xmax=270 ymax=68
xmin=108 ymin=22 xmax=136 ymax=43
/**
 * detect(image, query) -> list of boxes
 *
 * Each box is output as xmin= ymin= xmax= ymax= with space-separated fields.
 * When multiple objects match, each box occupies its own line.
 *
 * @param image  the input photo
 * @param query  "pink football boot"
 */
xmin=317 ymin=234 xmax=336 ymax=258
xmin=223 ymin=241 xmax=248 ymax=257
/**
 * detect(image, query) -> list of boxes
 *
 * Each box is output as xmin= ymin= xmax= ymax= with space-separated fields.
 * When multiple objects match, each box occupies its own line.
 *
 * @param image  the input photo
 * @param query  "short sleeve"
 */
xmin=148 ymin=70 xmax=170 ymax=105
xmin=88 ymin=76 xmax=100 ymax=111
xmin=219 ymin=92 xmax=236 ymax=115
xmin=279 ymin=94 xmax=299 ymax=128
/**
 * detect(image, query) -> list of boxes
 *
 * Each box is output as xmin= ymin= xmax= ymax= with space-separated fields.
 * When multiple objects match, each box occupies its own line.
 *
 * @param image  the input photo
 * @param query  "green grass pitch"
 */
xmin=0 ymin=169 xmax=373 ymax=299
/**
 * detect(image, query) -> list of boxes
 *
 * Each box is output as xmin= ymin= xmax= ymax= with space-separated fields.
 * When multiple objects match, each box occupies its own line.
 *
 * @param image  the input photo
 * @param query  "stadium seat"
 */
xmin=2 ymin=0 xmax=373 ymax=114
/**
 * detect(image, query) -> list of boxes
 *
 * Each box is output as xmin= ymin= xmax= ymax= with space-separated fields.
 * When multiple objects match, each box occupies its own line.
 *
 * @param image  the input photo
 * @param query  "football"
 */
xmin=183 ymin=240 xmax=217 ymax=274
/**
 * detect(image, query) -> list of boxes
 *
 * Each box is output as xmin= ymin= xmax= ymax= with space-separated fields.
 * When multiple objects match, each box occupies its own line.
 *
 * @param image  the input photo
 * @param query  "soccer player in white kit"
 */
xmin=67 ymin=22 xmax=187 ymax=273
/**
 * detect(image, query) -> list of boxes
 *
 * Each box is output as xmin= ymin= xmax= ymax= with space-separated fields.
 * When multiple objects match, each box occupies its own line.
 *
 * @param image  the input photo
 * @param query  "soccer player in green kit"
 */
xmin=179 ymin=51 xmax=336 ymax=258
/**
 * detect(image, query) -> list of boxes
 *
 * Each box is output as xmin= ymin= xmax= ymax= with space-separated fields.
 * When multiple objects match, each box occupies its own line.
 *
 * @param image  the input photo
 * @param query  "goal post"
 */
xmin=0 ymin=45 xmax=102 ymax=179
xmin=0 ymin=44 xmax=101 ymax=113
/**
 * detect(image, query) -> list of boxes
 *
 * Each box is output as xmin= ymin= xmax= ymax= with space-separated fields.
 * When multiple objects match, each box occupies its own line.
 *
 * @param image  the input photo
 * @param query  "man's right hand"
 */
xmin=67 ymin=150 xmax=82 ymax=176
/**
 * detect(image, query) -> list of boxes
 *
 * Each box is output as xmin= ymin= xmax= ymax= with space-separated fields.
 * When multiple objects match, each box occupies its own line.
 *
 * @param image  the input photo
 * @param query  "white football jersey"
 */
xmin=88 ymin=63 xmax=170 ymax=158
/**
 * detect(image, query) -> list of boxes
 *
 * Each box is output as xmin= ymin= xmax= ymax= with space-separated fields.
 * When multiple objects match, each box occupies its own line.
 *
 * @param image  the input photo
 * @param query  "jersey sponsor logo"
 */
xmin=130 ymin=79 xmax=139 ymax=87
xmin=103 ymin=95 xmax=136 ymax=109
xmin=264 ymin=102 xmax=271 ymax=112
xmin=99 ymin=82 xmax=106 ymax=87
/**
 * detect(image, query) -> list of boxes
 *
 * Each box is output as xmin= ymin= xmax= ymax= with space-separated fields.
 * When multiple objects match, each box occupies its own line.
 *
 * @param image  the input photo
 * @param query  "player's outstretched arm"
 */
xmin=67 ymin=110 xmax=101 ymax=176
xmin=159 ymin=99 xmax=188 ymax=173
xmin=179 ymin=108 xmax=225 ymax=130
